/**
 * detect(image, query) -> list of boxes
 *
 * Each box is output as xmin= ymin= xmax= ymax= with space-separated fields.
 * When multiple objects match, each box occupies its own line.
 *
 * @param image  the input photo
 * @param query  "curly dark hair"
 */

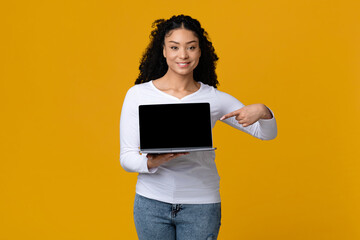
xmin=135 ymin=15 xmax=219 ymax=88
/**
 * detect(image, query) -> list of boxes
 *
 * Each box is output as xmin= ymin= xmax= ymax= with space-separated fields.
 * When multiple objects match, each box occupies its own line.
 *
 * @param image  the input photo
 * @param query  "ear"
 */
xmin=163 ymin=45 xmax=166 ymax=58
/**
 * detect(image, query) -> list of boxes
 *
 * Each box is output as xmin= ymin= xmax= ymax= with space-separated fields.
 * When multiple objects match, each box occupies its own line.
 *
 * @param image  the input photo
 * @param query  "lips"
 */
xmin=177 ymin=62 xmax=190 ymax=67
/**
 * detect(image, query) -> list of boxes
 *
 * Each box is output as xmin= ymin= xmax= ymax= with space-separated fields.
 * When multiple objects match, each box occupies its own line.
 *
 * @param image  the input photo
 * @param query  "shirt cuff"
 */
xmin=144 ymin=154 xmax=159 ymax=173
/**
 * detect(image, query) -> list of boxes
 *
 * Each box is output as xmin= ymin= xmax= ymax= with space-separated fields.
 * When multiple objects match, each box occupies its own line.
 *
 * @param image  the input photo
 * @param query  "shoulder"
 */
xmin=197 ymin=82 xmax=243 ymax=104
xmin=123 ymin=81 xmax=160 ymax=107
xmin=129 ymin=81 xmax=152 ymax=91
xmin=125 ymin=82 xmax=152 ymax=96
xmin=212 ymin=86 xmax=239 ymax=103
xmin=199 ymin=82 xmax=233 ymax=97
xmin=198 ymin=82 xmax=216 ymax=96
xmin=213 ymin=87 xmax=245 ymax=110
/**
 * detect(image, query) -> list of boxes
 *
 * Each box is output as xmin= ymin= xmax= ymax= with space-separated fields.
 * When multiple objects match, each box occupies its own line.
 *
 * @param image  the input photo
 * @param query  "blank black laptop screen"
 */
xmin=139 ymin=103 xmax=213 ymax=150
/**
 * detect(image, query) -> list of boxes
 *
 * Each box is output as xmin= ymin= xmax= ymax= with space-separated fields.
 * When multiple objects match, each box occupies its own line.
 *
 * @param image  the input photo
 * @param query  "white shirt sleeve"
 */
xmin=215 ymin=89 xmax=277 ymax=140
xmin=119 ymin=86 xmax=158 ymax=173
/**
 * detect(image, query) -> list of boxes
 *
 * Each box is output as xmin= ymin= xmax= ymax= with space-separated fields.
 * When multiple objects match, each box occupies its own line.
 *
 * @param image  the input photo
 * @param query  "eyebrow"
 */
xmin=168 ymin=40 xmax=198 ymax=44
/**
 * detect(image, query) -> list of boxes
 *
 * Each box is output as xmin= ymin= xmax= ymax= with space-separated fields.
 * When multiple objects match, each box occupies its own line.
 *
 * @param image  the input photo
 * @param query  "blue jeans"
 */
xmin=133 ymin=194 xmax=221 ymax=240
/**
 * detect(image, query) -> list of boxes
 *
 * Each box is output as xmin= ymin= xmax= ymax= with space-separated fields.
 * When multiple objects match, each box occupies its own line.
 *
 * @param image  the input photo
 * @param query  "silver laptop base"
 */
xmin=140 ymin=147 xmax=216 ymax=154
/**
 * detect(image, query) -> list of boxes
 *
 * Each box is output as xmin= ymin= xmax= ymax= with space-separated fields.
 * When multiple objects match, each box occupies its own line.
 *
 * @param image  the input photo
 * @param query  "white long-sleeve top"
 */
xmin=120 ymin=81 xmax=277 ymax=204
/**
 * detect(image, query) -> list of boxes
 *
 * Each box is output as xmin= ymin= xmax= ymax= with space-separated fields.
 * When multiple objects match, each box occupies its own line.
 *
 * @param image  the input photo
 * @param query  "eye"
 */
xmin=188 ymin=46 xmax=197 ymax=50
xmin=170 ymin=46 xmax=178 ymax=50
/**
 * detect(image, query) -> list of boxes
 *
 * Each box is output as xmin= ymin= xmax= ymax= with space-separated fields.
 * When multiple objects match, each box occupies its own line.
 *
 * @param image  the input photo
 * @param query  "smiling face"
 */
xmin=163 ymin=28 xmax=201 ymax=78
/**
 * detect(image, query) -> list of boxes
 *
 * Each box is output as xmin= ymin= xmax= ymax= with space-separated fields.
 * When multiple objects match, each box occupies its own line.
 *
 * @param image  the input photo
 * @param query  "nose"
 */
xmin=179 ymin=48 xmax=189 ymax=59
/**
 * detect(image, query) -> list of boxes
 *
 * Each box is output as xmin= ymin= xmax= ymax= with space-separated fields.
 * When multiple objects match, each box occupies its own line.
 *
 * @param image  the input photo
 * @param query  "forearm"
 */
xmin=120 ymin=149 xmax=157 ymax=173
xmin=119 ymin=86 xmax=157 ymax=173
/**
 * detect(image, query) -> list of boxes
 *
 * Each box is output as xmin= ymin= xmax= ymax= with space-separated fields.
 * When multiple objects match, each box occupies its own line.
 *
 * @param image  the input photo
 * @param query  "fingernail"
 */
xmin=220 ymin=116 xmax=225 ymax=120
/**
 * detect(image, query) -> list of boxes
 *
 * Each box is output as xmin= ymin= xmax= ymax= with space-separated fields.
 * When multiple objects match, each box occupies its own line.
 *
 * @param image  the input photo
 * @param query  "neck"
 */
xmin=159 ymin=71 xmax=197 ymax=90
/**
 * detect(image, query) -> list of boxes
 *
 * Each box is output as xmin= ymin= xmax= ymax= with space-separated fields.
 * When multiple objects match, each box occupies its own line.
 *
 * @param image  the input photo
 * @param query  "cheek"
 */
xmin=166 ymin=53 xmax=178 ymax=62
xmin=165 ymin=56 xmax=174 ymax=67
xmin=194 ymin=50 xmax=201 ymax=59
xmin=194 ymin=53 xmax=201 ymax=64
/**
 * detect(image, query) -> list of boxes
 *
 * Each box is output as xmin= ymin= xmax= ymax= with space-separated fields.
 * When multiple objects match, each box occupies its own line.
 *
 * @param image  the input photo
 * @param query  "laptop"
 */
xmin=139 ymin=103 xmax=216 ymax=154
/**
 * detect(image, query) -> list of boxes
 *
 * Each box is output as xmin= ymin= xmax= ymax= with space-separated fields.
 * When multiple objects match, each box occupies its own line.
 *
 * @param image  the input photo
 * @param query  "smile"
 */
xmin=177 ymin=62 xmax=190 ymax=67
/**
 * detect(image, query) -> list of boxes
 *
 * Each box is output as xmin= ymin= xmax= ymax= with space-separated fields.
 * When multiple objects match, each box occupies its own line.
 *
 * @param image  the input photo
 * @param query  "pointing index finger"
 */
xmin=220 ymin=111 xmax=236 ymax=121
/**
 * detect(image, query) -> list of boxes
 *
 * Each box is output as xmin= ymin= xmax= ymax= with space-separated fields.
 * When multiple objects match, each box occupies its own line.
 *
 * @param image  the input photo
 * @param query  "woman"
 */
xmin=120 ymin=14 xmax=277 ymax=240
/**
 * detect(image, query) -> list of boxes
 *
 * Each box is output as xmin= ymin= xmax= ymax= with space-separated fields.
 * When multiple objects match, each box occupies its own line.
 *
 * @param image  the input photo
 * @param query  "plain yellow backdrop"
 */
xmin=1 ymin=0 xmax=359 ymax=239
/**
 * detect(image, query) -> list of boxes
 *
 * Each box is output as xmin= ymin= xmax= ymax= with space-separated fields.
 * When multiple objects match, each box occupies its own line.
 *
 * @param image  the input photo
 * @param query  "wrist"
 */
xmin=260 ymin=104 xmax=273 ymax=119
xmin=147 ymin=160 xmax=153 ymax=170
xmin=147 ymin=156 xmax=154 ymax=170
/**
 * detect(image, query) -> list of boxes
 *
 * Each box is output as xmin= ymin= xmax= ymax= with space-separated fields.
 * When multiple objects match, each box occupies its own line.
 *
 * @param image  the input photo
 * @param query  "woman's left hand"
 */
xmin=220 ymin=103 xmax=273 ymax=127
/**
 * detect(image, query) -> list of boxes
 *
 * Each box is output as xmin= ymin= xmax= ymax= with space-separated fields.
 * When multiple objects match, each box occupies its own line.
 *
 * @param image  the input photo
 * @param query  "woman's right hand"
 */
xmin=147 ymin=153 xmax=189 ymax=170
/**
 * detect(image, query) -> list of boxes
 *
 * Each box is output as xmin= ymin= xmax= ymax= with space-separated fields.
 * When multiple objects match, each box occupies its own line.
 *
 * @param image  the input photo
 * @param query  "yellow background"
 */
xmin=1 ymin=0 xmax=359 ymax=239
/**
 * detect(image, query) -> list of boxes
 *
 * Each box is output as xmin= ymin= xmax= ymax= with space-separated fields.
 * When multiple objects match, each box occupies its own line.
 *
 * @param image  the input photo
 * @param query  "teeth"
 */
xmin=178 ymin=63 xmax=188 ymax=65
